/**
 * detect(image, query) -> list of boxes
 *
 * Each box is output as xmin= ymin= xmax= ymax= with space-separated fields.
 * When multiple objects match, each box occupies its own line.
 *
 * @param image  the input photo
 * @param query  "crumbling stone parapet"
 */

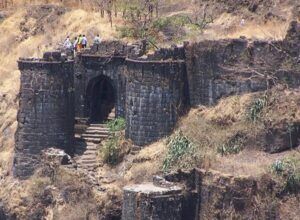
xmin=122 ymin=182 xmax=183 ymax=220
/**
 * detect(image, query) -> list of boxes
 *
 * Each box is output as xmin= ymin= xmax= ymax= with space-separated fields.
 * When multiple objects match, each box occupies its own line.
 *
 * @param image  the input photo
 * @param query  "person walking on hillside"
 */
xmin=82 ymin=35 xmax=88 ymax=48
xmin=93 ymin=34 xmax=102 ymax=51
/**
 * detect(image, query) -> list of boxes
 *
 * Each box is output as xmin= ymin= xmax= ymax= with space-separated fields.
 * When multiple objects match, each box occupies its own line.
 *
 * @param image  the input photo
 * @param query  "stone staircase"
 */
xmin=74 ymin=123 xmax=110 ymax=171
xmin=63 ymin=110 xmax=116 ymax=190
xmin=72 ymin=108 xmax=115 ymax=171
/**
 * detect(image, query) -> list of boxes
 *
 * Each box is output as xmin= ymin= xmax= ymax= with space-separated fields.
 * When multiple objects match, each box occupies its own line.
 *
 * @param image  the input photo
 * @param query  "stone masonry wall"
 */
xmin=125 ymin=58 xmax=188 ymax=146
xmin=14 ymin=54 xmax=75 ymax=179
xmin=163 ymin=169 xmax=282 ymax=220
xmin=185 ymin=22 xmax=300 ymax=106
xmin=122 ymin=183 xmax=183 ymax=220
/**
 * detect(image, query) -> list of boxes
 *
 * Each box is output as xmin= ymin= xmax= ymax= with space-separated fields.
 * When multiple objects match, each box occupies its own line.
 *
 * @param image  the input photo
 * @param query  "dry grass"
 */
xmin=0 ymin=167 xmax=101 ymax=220
xmin=202 ymin=13 xmax=292 ymax=41
xmin=175 ymin=87 xmax=300 ymax=177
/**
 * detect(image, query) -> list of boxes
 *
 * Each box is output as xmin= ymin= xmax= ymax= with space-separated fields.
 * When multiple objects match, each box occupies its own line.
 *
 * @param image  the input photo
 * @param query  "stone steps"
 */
xmin=89 ymin=123 xmax=108 ymax=128
xmin=82 ymin=133 xmax=109 ymax=138
xmin=85 ymin=129 xmax=110 ymax=133
xmin=72 ymin=123 xmax=111 ymax=172
xmin=81 ymin=137 xmax=102 ymax=143
xmin=64 ymin=114 xmax=115 ymax=191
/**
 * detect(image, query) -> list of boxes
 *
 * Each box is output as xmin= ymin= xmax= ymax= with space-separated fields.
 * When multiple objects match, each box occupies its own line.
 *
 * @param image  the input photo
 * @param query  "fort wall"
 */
xmin=185 ymin=22 xmax=300 ymax=106
xmin=13 ymin=21 xmax=300 ymax=178
xmin=14 ymin=52 xmax=75 ymax=178
xmin=125 ymin=58 xmax=188 ymax=146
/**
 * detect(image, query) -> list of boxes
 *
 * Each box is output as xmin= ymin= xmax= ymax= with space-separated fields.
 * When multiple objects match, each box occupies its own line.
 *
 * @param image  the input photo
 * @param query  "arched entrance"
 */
xmin=85 ymin=75 xmax=115 ymax=123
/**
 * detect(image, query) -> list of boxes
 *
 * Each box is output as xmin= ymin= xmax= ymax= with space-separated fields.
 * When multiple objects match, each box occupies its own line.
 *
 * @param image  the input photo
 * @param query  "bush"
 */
xmin=271 ymin=156 xmax=300 ymax=194
xmin=217 ymin=134 xmax=244 ymax=156
xmin=102 ymin=117 xmax=128 ymax=165
xmin=249 ymin=96 xmax=267 ymax=122
xmin=117 ymin=26 xmax=140 ymax=38
xmin=163 ymin=132 xmax=196 ymax=170
xmin=107 ymin=117 xmax=126 ymax=132
xmin=102 ymin=135 xmax=120 ymax=165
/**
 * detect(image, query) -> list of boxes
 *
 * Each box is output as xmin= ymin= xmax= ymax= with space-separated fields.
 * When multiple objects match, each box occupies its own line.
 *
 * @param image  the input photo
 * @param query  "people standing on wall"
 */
xmin=77 ymin=34 xmax=83 ymax=51
xmin=63 ymin=36 xmax=73 ymax=57
xmin=82 ymin=35 xmax=88 ymax=48
xmin=93 ymin=34 xmax=102 ymax=51
xmin=73 ymin=37 xmax=78 ymax=52
xmin=63 ymin=36 xmax=72 ymax=50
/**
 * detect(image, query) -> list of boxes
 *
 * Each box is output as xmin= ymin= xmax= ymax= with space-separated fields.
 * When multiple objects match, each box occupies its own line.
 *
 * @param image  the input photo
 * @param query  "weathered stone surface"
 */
xmin=185 ymin=23 xmax=300 ymax=106
xmin=125 ymin=58 xmax=188 ymax=146
xmin=264 ymin=122 xmax=300 ymax=153
xmin=122 ymin=183 xmax=183 ymax=220
xmin=14 ymin=53 xmax=75 ymax=179
xmin=163 ymin=169 xmax=282 ymax=220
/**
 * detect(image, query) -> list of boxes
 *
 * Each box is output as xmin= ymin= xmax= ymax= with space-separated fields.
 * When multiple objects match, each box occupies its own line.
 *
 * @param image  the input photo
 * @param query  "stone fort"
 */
xmin=13 ymin=21 xmax=300 ymax=178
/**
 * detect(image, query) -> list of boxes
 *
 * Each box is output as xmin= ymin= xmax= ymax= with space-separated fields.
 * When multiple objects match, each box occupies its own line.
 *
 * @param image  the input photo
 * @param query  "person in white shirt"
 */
xmin=63 ymin=36 xmax=72 ymax=49
xmin=93 ymin=34 xmax=102 ymax=51
xmin=82 ymin=35 xmax=88 ymax=48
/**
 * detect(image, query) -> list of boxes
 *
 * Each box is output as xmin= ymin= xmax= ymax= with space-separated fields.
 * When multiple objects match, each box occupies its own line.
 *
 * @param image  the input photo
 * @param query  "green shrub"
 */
xmin=116 ymin=26 xmax=138 ymax=38
xmin=249 ymin=96 xmax=267 ymax=122
xmin=163 ymin=132 xmax=196 ymax=170
xmin=271 ymin=156 xmax=300 ymax=194
xmin=217 ymin=134 xmax=244 ymax=156
xmin=102 ymin=117 xmax=126 ymax=165
xmin=151 ymin=17 xmax=172 ymax=30
xmin=102 ymin=135 xmax=120 ymax=165
xmin=107 ymin=117 xmax=126 ymax=132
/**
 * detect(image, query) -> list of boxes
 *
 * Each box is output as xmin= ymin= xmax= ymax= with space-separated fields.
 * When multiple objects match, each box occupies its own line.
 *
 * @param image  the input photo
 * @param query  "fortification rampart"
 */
xmin=185 ymin=22 xmax=300 ymax=106
xmin=14 ymin=52 xmax=75 ymax=178
xmin=125 ymin=58 xmax=188 ymax=146
xmin=14 ymin=21 xmax=300 ymax=178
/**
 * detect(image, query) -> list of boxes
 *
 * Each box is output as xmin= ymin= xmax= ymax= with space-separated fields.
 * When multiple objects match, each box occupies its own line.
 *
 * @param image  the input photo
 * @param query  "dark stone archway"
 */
xmin=85 ymin=75 xmax=115 ymax=123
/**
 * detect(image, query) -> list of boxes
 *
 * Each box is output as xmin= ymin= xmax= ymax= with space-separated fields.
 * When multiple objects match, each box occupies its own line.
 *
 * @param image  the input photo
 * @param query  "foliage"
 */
xmin=163 ymin=132 xmax=196 ymax=170
xmin=117 ymin=1 xmax=212 ymax=45
xmin=271 ymin=156 xmax=300 ymax=194
xmin=116 ymin=26 xmax=137 ymax=38
xmin=248 ymin=96 xmax=267 ymax=122
xmin=107 ymin=117 xmax=126 ymax=132
xmin=102 ymin=135 xmax=120 ymax=165
xmin=217 ymin=134 xmax=244 ymax=156
xmin=102 ymin=117 xmax=127 ymax=165
xmin=151 ymin=15 xmax=190 ymax=30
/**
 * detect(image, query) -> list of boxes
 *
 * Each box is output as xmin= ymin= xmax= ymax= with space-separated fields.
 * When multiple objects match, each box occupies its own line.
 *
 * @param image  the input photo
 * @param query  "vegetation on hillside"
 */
xmin=101 ymin=117 xmax=131 ymax=165
xmin=271 ymin=153 xmax=300 ymax=194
